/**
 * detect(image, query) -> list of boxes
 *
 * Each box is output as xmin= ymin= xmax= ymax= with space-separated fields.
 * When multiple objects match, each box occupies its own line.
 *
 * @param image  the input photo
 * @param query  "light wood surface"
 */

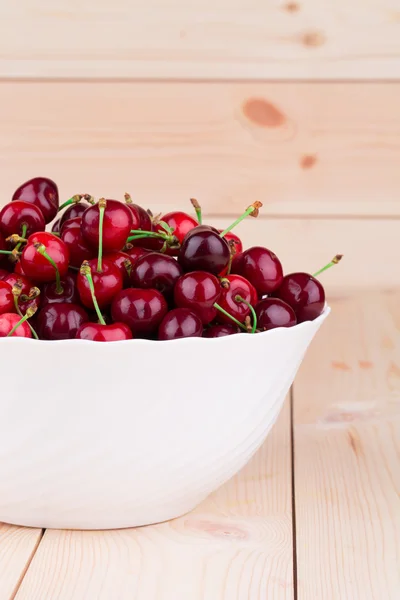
xmin=1 ymin=82 xmax=400 ymax=218
xmin=1 ymin=1 xmax=399 ymax=79
xmin=0 ymin=525 xmax=42 ymax=600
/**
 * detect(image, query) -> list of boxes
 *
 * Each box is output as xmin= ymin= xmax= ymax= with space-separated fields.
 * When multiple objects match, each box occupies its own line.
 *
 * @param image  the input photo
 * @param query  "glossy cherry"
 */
xmin=41 ymin=272 xmax=79 ymax=307
xmin=81 ymin=199 xmax=133 ymax=253
xmin=255 ymin=297 xmax=297 ymax=331
xmin=75 ymin=322 xmax=132 ymax=342
xmin=0 ymin=268 xmax=9 ymax=280
xmin=0 ymin=201 xmax=46 ymax=238
xmin=59 ymin=202 xmax=91 ymax=227
xmin=179 ymin=227 xmax=230 ymax=275
xmin=216 ymin=274 xmax=257 ymax=325
xmin=61 ymin=219 xmax=95 ymax=268
xmin=218 ymin=230 xmax=243 ymax=255
xmin=158 ymin=308 xmax=203 ymax=340
xmin=232 ymin=246 xmax=283 ymax=295
xmin=104 ymin=251 xmax=132 ymax=287
xmin=111 ymin=288 xmax=168 ymax=337
xmin=273 ymin=273 xmax=325 ymax=323
xmin=124 ymin=195 xmax=152 ymax=231
xmin=36 ymin=302 xmax=88 ymax=340
xmin=12 ymin=177 xmax=59 ymax=224
xmin=51 ymin=219 xmax=61 ymax=234
xmin=20 ymin=232 xmax=69 ymax=283
xmin=0 ymin=281 xmax=14 ymax=315
xmin=131 ymin=253 xmax=183 ymax=299
xmin=174 ymin=271 xmax=221 ymax=324
xmin=13 ymin=261 xmax=29 ymax=277
xmin=77 ymin=258 xmax=123 ymax=310
xmin=0 ymin=312 xmax=32 ymax=338
xmin=154 ymin=211 xmax=198 ymax=255
xmin=203 ymin=324 xmax=239 ymax=338
xmin=4 ymin=273 xmax=41 ymax=316
xmin=124 ymin=246 xmax=151 ymax=265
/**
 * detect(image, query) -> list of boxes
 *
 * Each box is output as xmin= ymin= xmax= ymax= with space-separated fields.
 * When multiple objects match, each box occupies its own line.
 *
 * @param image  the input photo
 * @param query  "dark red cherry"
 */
xmin=232 ymin=246 xmax=283 ymax=295
xmin=36 ymin=303 xmax=88 ymax=340
xmin=51 ymin=219 xmax=61 ymax=234
xmin=12 ymin=177 xmax=59 ymax=224
xmin=273 ymin=273 xmax=325 ymax=323
xmin=0 ymin=201 xmax=46 ymax=238
xmin=124 ymin=246 xmax=151 ymax=265
xmin=75 ymin=322 xmax=132 ymax=342
xmin=0 ymin=268 xmax=9 ymax=280
xmin=77 ymin=258 xmax=123 ymax=310
xmin=154 ymin=211 xmax=197 ymax=256
xmin=203 ymin=324 xmax=239 ymax=338
xmin=104 ymin=251 xmax=132 ymax=287
xmin=20 ymin=232 xmax=70 ymax=283
xmin=60 ymin=216 xmax=81 ymax=233
xmin=158 ymin=308 xmax=203 ymax=340
xmin=218 ymin=230 xmax=243 ymax=254
xmin=3 ymin=273 xmax=40 ymax=316
xmin=61 ymin=219 xmax=95 ymax=268
xmin=41 ymin=273 xmax=79 ymax=307
xmin=13 ymin=261 xmax=29 ymax=277
xmin=255 ymin=297 xmax=297 ymax=331
xmin=124 ymin=197 xmax=152 ymax=231
xmin=131 ymin=253 xmax=183 ymax=299
xmin=111 ymin=288 xmax=167 ymax=337
xmin=174 ymin=271 xmax=221 ymax=324
xmin=0 ymin=281 xmax=14 ymax=315
xmin=178 ymin=227 xmax=230 ymax=275
xmin=217 ymin=274 xmax=257 ymax=325
xmin=0 ymin=313 xmax=31 ymax=338
xmin=81 ymin=199 xmax=133 ymax=253
xmin=59 ymin=202 xmax=91 ymax=227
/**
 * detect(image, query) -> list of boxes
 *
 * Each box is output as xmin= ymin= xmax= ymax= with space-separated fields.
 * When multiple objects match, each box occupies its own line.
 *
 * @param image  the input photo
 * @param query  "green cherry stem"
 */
xmin=235 ymin=295 xmax=257 ymax=334
xmin=58 ymin=193 xmax=95 ymax=212
xmin=213 ymin=302 xmax=247 ymax=332
xmin=14 ymin=224 xmax=28 ymax=252
xmin=80 ymin=262 xmax=106 ymax=325
xmin=97 ymin=198 xmax=107 ymax=273
xmin=190 ymin=198 xmax=202 ymax=224
xmin=219 ymin=201 xmax=263 ymax=238
xmin=12 ymin=285 xmax=39 ymax=340
xmin=7 ymin=306 xmax=37 ymax=337
xmin=313 ymin=254 xmax=343 ymax=278
xmin=34 ymin=243 xmax=64 ymax=295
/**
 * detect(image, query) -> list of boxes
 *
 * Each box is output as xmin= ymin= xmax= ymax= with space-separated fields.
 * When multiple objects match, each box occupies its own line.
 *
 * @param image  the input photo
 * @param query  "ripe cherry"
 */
xmin=218 ymin=230 xmax=243 ymax=255
xmin=154 ymin=211 xmax=198 ymax=255
xmin=0 ymin=268 xmax=9 ymax=280
xmin=59 ymin=201 xmax=91 ymax=227
xmin=124 ymin=194 xmax=152 ymax=231
xmin=158 ymin=308 xmax=203 ymax=340
xmin=41 ymin=272 xmax=79 ymax=307
xmin=75 ymin=322 xmax=132 ymax=342
xmin=77 ymin=258 xmax=123 ymax=310
xmin=0 ymin=281 xmax=14 ymax=315
xmin=12 ymin=177 xmax=59 ymax=224
xmin=216 ymin=274 xmax=257 ymax=326
xmin=104 ymin=251 xmax=132 ymax=287
xmin=4 ymin=274 xmax=40 ymax=317
xmin=20 ymin=232 xmax=69 ymax=283
xmin=0 ymin=201 xmax=46 ymax=238
xmin=124 ymin=246 xmax=151 ymax=266
xmin=111 ymin=288 xmax=167 ymax=337
xmin=0 ymin=312 xmax=32 ymax=338
xmin=255 ymin=298 xmax=297 ymax=331
xmin=36 ymin=302 xmax=88 ymax=340
xmin=203 ymin=324 xmax=239 ymax=338
xmin=81 ymin=199 xmax=133 ymax=253
xmin=232 ymin=246 xmax=283 ymax=295
xmin=174 ymin=271 xmax=221 ymax=324
xmin=131 ymin=253 xmax=183 ymax=299
xmin=61 ymin=218 xmax=95 ymax=268
xmin=51 ymin=219 xmax=61 ymax=234
xmin=179 ymin=227 xmax=230 ymax=275
xmin=273 ymin=273 xmax=325 ymax=323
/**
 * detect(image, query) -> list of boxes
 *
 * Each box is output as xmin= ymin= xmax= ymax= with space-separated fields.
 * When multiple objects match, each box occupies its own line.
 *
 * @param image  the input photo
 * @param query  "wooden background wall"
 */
xmin=1 ymin=1 xmax=399 ymax=291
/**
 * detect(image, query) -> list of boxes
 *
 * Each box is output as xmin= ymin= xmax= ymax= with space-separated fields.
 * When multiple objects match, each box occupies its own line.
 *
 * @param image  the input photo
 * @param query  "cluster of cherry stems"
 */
xmin=0 ymin=177 xmax=342 ymax=341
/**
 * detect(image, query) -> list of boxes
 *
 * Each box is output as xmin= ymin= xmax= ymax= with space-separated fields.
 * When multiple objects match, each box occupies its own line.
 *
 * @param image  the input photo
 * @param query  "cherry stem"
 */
xmin=14 ymin=224 xmax=28 ymax=252
xmin=313 ymin=254 xmax=343 ymax=278
xmin=12 ymin=287 xmax=39 ymax=340
xmin=0 ymin=250 xmax=15 ymax=255
xmin=58 ymin=193 xmax=95 ymax=212
xmin=219 ymin=201 xmax=263 ymax=238
xmin=213 ymin=302 xmax=247 ymax=332
xmin=7 ymin=306 xmax=36 ymax=337
xmin=235 ymin=295 xmax=257 ymax=334
xmin=97 ymin=198 xmax=106 ymax=273
xmin=80 ymin=263 xmax=106 ymax=326
xmin=35 ymin=244 xmax=64 ymax=295
xmin=128 ymin=230 xmax=168 ymax=241
xmin=190 ymin=198 xmax=202 ymax=225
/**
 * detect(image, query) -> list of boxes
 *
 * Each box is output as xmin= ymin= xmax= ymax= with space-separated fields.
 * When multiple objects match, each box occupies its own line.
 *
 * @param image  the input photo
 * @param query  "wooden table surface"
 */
xmin=0 ymin=290 xmax=398 ymax=600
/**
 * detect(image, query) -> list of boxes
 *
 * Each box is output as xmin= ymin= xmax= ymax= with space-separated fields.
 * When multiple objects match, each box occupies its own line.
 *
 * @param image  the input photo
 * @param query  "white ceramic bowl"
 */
xmin=0 ymin=307 xmax=330 ymax=529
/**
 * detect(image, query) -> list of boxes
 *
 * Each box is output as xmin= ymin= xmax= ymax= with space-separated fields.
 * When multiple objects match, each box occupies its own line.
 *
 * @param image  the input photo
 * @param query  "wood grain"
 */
xmin=1 ymin=82 xmax=400 ymax=217
xmin=293 ymin=292 xmax=400 ymax=599
xmin=1 ymin=1 xmax=399 ymax=79
xmin=15 ymin=400 xmax=293 ymax=600
xmin=0 ymin=524 xmax=42 ymax=600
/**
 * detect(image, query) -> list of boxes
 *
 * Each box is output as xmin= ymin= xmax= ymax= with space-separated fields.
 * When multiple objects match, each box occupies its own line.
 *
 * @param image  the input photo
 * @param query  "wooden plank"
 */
xmin=15 ymin=400 xmax=293 ymax=600
xmin=1 ymin=82 xmax=400 ymax=217
xmin=0 ymin=524 xmax=42 ymax=600
xmin=293 ymin=291 xmax=400 ymax=599
xmin=1 ymin=1 xmax=399 ymax=79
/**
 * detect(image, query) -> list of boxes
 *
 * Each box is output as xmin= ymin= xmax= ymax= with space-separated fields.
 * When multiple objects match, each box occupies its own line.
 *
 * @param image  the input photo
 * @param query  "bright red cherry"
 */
xmin=178 ymin=227 xmax=230 ymax=275
xmin=154 ymin=211 xmax=198 ymax=256
xmin=59 ymin=202 xmax=91 ymax=227
xmin=13 ymin=261 xmax=29 ymax=277
xmin=77 ymin=258 xmax=123 ymax=310
xmin=255 ymin=297 xmax=297 ymax=331
xmin=3 ymin=273 xmax=40 ymax=316
xmin=81 ymin=199 xmax=133 ymax=253
xmin=0 ymin=312 xmax=32 ymax=338
xmin=41 ymin=272 xmax=79 ymax=307
xmin=20 ymin=232 xmax=70 ymax=283
xmin=0 ymin=268 xmax=9 ymax=280
xmin=61 ymin=219 xmax=95 ymax=268
xmin=12 ymin=177 xmax=59 ymax=224
xmin=75 ymin=322 xmax=132 ymax=342
xmin=174 ymin=271 xmax=221 ymax=324
xmin=111 ymin=288 xmax=167 ymax=338
xmin=0 ymin=281 xmax=14 ymax=315
xmin=0 ymin=201 xmax=46 ymax=238
xmin=218 ymin=230 xmax=243 ymax=255
xmin=216 ymin=274 xmax=257 ymax=325
xmin=273 ymin=273 xmax=325 ymax=323
xmin=36 ymin=303 xmax=88 ymax=340
xmin=158 ymin=308 xmax=203 ymax=340
xmin=203 ymin=324 xmax=239 ymax=338
xmin=124 ymin=246 xmax=151 ymax=265
xmin=104 ymin=252 xmax=132 ymax=287
xmin=231 ymin=246 xmax=283 ymax=295
xmin=131 ymin=253 xmax=183 ymax=299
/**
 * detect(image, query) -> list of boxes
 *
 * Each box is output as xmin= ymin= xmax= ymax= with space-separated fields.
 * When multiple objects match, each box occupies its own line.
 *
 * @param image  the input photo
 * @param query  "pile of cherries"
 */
xmin=0 ymin=177 xmax=341 ymax=341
